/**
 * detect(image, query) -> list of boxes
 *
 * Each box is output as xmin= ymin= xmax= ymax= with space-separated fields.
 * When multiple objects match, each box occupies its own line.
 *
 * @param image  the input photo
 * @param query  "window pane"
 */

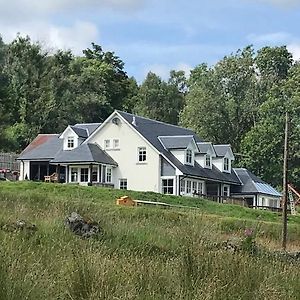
xmin=119 ymin=178 xmax=127 ymax=190
xmin=92 ymin=166 xmax=98 ymax=182
xmin=162 ymin=179 xmax=174 ymax=194
xmin=138 ymin=147 xmax=146 ymax=162
xmin=71 ymin=168 xmax=78 ymax=182
xmin=80 ymin=168 xmax=88 ymax=182
xmin=106 ymin=168 xmax=112 ymax=183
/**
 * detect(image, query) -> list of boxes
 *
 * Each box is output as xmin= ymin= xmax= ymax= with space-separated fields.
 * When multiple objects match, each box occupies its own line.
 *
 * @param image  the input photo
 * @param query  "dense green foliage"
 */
xmin=0 ymin=182 xmax=299 ymax=299
xmin=0 ymin=33 xmax=299 ymax=189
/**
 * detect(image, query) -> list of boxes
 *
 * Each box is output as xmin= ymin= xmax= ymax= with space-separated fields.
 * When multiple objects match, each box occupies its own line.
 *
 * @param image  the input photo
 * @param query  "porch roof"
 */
xmin=50 ymin=143 xmax=117 ymax=166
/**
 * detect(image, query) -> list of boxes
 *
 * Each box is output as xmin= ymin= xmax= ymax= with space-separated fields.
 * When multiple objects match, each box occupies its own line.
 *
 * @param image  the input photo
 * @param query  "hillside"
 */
xmin=0 ymin=182 xmax=299 ymax=300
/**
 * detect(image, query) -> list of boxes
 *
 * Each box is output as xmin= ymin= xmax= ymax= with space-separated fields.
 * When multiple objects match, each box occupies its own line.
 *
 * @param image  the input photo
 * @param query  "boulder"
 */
xmin=65 ymin=212 xmax=101 ymax=238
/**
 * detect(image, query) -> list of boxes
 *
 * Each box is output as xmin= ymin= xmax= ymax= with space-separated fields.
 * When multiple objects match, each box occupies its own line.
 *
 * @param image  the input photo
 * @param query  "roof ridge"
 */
xmin=117 ymin=110 xmax=196 ymax=132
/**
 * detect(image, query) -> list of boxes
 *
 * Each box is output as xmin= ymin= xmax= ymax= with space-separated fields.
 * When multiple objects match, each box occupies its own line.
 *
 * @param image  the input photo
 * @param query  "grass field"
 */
xmin=0 ymin=181 xmax=299 ymax=300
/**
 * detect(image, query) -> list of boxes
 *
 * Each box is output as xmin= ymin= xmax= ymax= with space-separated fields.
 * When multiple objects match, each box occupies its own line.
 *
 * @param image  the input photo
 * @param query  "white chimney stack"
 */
xmin=132 ymin=116 xmax=137 ymax=126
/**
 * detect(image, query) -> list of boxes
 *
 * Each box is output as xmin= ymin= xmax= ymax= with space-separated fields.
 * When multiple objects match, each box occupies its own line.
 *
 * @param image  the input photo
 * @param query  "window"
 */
xmin=92 ymin=166 xmax=98 ymax=182
xmin=192 ymin=181 xmax=197 ymax=194
xmin=104 ymin=139 xmax=110 ymax=149
xmin=138 ymin=147 xmax=147 ymax=162
xmin=223 ymin=185 xmax=230 ymax=197
xmin=185 ymin=149 xmax=193 ymax=165
xmin=67 ymin=136 xmax=74 ymax=149
xmin=186 ymin=180 xmax=192 ymax=194
xmin=224 ymin=157 xmax=229 ymax=171
xmin=180 ymin=180 xmax=185 ymax=194
xmin=106 ymin=167 xmax=112 ymax=183
xmin=119 ymin=179 xmax=127 ymax=190
xmin=162 ymin=179 xmax=174 ymax=194
xmin=70 ymin=167 xmax=78 ymax=182
xmin=102 ymin=165 xmax=106 ymax=183
xmin=113 ymin=139 xmax=120 ymax=149
xmin=197 ymin=182 xmax=203 ymax=195
xmin=205 ymin=154 xmax=211 ymax=167
xmin=80 ymin=168 xmax=89 ymax=182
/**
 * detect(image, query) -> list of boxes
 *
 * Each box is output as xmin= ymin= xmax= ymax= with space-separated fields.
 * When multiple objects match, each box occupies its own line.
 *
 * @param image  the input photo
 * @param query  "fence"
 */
xmin=0 ymin=152 xmax=19 ymax=172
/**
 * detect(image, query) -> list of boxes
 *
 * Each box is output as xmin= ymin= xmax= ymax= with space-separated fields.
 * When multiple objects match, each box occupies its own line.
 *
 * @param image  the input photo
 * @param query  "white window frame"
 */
xmin=138 ymin=147 xmax=147 ymax=163
xmin=92 ymin=165 xmax=98 ymax=182
xmin=113 ymin=139 xmax=120 ymax=149
xmin=205 ymin=154 xmax=211 ymax=168
xmin=80 ymin=167 xmax=89 ymax=182
xmin=70 ymin=167 xmax=78 ymax=182
xmin=161 ymin=178 xmax=174 ymax=195
xmin=106 ymin=167 xmax=112 ymax=183
xmin=119 ymin=178 xmax=127 ymax=190
xmin=186 ymin=180 xmax=192 ymax=194
xmin=67 ymin=136 xmax=75 ymax=149
xmin=104 ymin=139 xmax=111 ymax=149
xmin=185 ymin=149 xmax=193 ymax=165
xmin=223 ymin=157 xmax=230 ymax=172
xmin=223 ymin=184 xmax=230 ymax=197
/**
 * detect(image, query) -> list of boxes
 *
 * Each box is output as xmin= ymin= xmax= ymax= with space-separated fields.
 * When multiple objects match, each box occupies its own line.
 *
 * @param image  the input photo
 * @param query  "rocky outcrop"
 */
xmin=64 ymin=212 xmax=101 ymax=238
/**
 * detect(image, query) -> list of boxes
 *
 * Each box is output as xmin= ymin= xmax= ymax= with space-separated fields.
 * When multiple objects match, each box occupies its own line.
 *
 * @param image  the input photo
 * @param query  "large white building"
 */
xmin=18 ymin=110 xmax=281 ymax=208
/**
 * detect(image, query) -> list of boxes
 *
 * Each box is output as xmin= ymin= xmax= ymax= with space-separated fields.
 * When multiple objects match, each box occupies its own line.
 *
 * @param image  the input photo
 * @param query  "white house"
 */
xmin=18 ymin=110 xmax=281 ymax=208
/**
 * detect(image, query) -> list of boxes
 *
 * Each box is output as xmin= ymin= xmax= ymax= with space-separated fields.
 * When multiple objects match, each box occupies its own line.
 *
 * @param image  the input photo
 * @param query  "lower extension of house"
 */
xmin=18 ymin=110 xmax=281 ymax=209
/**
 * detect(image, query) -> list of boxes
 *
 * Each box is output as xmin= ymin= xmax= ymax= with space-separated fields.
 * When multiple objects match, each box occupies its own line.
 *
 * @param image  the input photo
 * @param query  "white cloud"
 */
xmin=287 ymin=44 xmax=300 ymax=61
xmin=144 ymin=62 xmax=192 ymax=80
xmin=1 ymin=21 xmax=99 ymax=55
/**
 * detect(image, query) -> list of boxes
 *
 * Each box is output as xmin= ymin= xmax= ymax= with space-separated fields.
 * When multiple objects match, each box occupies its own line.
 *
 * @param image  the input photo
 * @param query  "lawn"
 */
xmin=0 ymin=181 xmax=299 ymax=300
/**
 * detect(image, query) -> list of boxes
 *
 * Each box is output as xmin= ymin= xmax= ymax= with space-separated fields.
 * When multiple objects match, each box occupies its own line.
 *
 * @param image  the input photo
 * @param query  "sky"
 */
xmin=0 ymin=0 xmax=300 ymax=81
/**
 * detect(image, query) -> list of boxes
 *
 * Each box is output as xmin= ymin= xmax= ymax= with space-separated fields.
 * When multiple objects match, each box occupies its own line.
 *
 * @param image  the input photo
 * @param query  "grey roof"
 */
xmin=18 ymin=135 xmax=62 ymax=160
xmin=197 ymin=142 xmax=215 ymax=154
xmin=117 ymin=111 xmax=241 ymax=185
xmin=214 ymin=145 xmax=231 ymax=157
xmin=74 ymin=123 xmax=101 ymax=136
xmin=51 ymin=143 xmax=117 ymax=166
xmin=232 ymin=168 xmax=281 ymax=197
xmin=159 ymin=136 xmax=195 ymax=150
xmin=70 ymin=126 xmax=88 ymax=138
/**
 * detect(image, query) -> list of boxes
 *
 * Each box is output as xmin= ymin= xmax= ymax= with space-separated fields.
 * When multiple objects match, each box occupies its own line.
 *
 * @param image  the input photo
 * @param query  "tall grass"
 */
xmin=0 ymin=182 xmax=299 ymax=299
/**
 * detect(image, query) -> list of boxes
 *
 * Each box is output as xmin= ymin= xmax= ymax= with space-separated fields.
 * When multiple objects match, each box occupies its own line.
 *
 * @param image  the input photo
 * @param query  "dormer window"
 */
xmin=224 ymin=157 xmax=230 ymax=172
xmin=205 ymin=154 xmax=211 ymax=168
xmin=67 ymin=136 xmax=74 ymax=149
xmin=185 ymin=149 xmax=193 ymax=165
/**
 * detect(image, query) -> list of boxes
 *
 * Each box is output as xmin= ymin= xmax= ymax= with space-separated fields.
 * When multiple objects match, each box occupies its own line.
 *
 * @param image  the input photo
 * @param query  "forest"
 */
xmin=0 ymin=35 xmax=299 ymax=188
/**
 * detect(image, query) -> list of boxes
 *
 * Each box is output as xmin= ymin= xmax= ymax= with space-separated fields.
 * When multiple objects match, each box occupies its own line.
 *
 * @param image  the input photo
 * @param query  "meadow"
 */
xmin=0 ymin=181 xmax=299 ymax=300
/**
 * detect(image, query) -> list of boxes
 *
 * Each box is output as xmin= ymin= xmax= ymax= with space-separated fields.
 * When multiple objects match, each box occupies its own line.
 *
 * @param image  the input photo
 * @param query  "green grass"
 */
xmin=0 ymin=181 xmax=299 ymax=300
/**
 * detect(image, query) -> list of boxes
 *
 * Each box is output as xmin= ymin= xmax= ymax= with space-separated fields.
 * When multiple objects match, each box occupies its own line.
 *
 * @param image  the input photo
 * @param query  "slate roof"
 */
xmin=70 ymin=126 xmax=88 ymax=138
xmin=159 ymin=135 xmax=196 ymax=150
xmin=197 ymin=142 xmax=215 ymax=155
xmin=74 ymin=123 xmax=101 ymax=136
xmin=117 ymin=111 xmax=241 ymax=185
xmin=18 ymin=134 xmax=62 ymax=160
xmin=214 ymin=144 xmax=231 ymax=157
xmin=51 ymin=143 xmax=117 ymax=166
xmin=232 ymin=168 xmax=281 ymax=197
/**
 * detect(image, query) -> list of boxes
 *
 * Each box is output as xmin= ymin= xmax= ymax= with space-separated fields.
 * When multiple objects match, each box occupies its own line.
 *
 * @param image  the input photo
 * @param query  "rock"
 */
xmin=65 ymin=212 xmax=101 ymax=238
xmin=1 ymin=220 xmax=37 ymax=233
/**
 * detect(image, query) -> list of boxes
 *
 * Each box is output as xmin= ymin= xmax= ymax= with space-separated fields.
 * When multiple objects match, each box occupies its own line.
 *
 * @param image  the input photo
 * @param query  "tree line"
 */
xmin=0 ymin=35 xmax=299 ymax=188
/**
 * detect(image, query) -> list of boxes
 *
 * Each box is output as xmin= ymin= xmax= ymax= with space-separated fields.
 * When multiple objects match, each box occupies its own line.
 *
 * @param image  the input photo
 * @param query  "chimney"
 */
xmin=132 ymin=116 xmax=137 ymax=126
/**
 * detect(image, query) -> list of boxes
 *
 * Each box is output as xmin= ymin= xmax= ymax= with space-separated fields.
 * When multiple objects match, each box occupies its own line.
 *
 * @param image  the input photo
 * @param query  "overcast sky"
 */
xmin=0 ymin=0 xmax=300 ymax=81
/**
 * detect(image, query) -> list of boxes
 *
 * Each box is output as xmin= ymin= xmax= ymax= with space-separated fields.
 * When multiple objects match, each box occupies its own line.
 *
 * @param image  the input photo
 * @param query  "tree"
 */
xmin=133 ymin=71 xmax=185 ymax=124
xmin=240 ymin=63 xmax=300 ymax=188
xmin=181 ymin=47 xmax=258 ymax=150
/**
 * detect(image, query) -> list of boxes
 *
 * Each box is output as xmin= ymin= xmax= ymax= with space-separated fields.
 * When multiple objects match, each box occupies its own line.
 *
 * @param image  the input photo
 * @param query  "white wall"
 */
xmin=170 ymin=150 xmax=185 ymax=165
xmin=88 ymin=116 xmax=161 ymax=193
xmin=257 ymin=195 xmax=280 ymax=208
xmin=19 ymin=161 xmax=30 ymax=180
xmin=61 ymin=127 xmax=79 ymax=150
